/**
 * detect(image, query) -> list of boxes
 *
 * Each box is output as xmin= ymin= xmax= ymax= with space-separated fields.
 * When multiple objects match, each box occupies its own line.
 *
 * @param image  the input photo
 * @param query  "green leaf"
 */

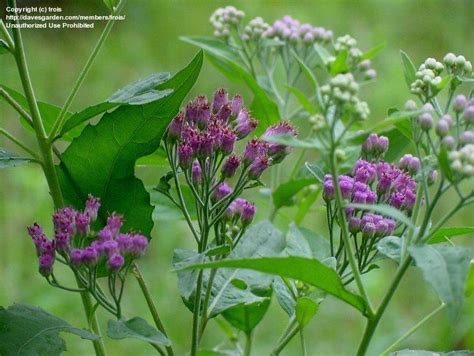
xmin=313 ymin=43 xmax=331 ymax=66
xmin=108 ymin=73 xmax=173 ymax=105
xmin=272 ymin=178 xmax=315 ymax=209
xmin=291 ymin=50 xmax=318 ymax=92
xmin=286 ymin=86 xmax=317 ymax=114
xmin=392 ymin=351 xmax=474 ymax=356
xmin=433 ymin=75 xmax=451 ymax=95
xmin=348 ymin=203 xmax=414 ymax=228
xmin=330 ymin=50 xmax=349 ymax=75
xmin=466 ymin=261 xmax=474 ymax=298
xmin=0 ymin=39 xmax=10 ymax=55
xmin=360 ymin=42 xmax=386 ymax=60
xmin=262 ymin=134 xmax=325 ymax=150
xmin=295 ymin=297 xmax=319 ymax=328
xmin=383 ymin=127 xmax=413 ymax=162
xmin=0 ymin=147 xmax=30 ymax=168
xmin=409 ymin=244 xmax=471 ymax=320
xmin=377 ymin=235 xmax=403 ymax=263
xmin=429 ymin=227 xmax=474 ymax=243
xmin=294 ymin=186 xmax=321 ymax=224
xmin=58 ymin=51 xmax=203 ymax=237
xmin=107 ymin=317 xmax=171 ymax=347
xmin=273 ymin=277 xmax=296 ymax=316
xmin=151 ymin=184 xmax=197 ymax=221
xmin=185 ymin=256 xmax=367 ymax=314
xmin=180 ymin=36 xmax=241 ymax=63
xmin=0 ymin=303 xmax=98 ymax=356
xmin=173 ymin=249 xmax=206 ymax=300
xmin=305 ymin=161 xmax=326 ymax=183
xmin=103 ymin=0 xmax=116 ymax=10
xmin=438 ymin=147 xmax=454 ymax=182
xmin=400 ymin=50 xmax=417 ymax=89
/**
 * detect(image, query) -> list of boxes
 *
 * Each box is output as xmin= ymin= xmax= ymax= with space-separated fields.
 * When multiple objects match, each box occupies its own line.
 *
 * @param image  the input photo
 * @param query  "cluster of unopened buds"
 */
xmin=410 ymin=54 xmax=473 ymax=96
xmin=321 ymin=73 xmax=370 ymax=119
xmin=262 ymin=15 xmax=333 ymax=44
xmin=405 ymin=95 xmax=474 ymax=177
xmin=209 ymin=6 xmax=245 ymax=38
xmin=165 ymin=89 xmax=296 ymax=244
xmin=331 ymin=35 xmax=377 ymax=80
xmin=27 ymin=196 xmax=149 ymax=316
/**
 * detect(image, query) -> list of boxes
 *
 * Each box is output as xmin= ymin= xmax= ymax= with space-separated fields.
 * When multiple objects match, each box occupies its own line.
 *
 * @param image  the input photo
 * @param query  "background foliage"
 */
xmin=1 ymin=0 xmax=473 ymax=354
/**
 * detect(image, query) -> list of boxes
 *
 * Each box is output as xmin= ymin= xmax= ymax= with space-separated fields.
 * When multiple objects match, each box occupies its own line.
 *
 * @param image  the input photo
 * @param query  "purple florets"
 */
xmin=27 ymin=195 xmax=149 ymax=277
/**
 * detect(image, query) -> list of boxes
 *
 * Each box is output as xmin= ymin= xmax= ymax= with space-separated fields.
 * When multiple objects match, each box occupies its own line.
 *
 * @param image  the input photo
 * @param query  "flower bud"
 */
xmin=427 ymin=170 xmax=438 ymax=186
xmin=441 ymin=136 xmax=456 ymax=150
xmin=443 ymin=52 xmax=456 ymax=66
xmin=178 ymin=144 xmax=194 ymax=169
xmin=222 ymin=155 xmax=240 ymax=178
xmin=323 ymin=180 xmax=334 ymax=201
xmin=38 ymin=254 xmax=54 ymax=276
xmin=241 ymin=201 xmax=256 ymax=226
xmin=362 ymin=222 xmax=376 ymax=239
xmin=82 ymin=246 xmax=99 ymax=266
xmin=107 ymin=254 xmax=125 ymax=272
xmin=70 ymin=249 xmax=83 ymax=267
xmin=464 ymin=106 xmax=474 ymax=124
xmin=348 ymin=217 xmax=361 ymax=234
xmin=212 ymin=88 xmax=229 ymax=113
xmin=418 ymin=113 xmax=433 ymax=131
xmin=75 ymin=213 xmax=90 ymax=236
xmin=212 ymin=182 xmax=233 ymax=201
xmin=453 ymin=95 xmax=467 ymax=112
xmin=435 ymin=119 xmax=450 ymax=137
xmin=404 ymin=100 xmax=417 ymax=111
xmin=460 ymin=131 xmax=474 ymax=145
xmin=248 ymin=156 xmax=270 ymax=180
xmin=167 ymin=112 xmax=185 ymax=141
xmin=192 ymin=160 xmax=202 ymax=183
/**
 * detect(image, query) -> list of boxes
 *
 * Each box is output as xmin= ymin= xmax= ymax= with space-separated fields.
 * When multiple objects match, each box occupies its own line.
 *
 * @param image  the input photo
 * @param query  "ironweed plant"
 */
xmin=0 ymin=1 xmax=473 ymax=356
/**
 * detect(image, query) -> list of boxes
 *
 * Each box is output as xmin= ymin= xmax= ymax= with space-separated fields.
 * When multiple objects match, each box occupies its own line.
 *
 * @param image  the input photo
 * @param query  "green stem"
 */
xmin=271 ymin=324 xmax=300 ymax=355
xmin=0 ymin=19 xmax=15 ymax=49
xmin=132 ymin=263 xmax=174 ymax=356
xmin=244 ymin=331 xmax=253 ymax=356
xmin=8 ymin=1 xmax=106 ymax=353
xmin=48 ymin=0 xmax=127 ymax=141
xmin=329 ymin=146 xmax=374 ymax=316
xmin=299 ymin=329 xmax=307 ymax=356
xmin=356 ymin=256 xmax=412 ymax=356
xmin=0 ymin=128 xmax=40 ymax=160
xmin=191 ymin=270 xmax=204 ymax=356
xmin=380 ymin=303 xmax=446 ymax=356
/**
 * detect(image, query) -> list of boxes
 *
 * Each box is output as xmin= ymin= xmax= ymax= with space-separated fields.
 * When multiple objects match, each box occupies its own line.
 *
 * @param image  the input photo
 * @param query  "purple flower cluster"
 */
xmin=166 ymin=88 xmax=296 ymax=184
xmin=263 ymin=15 xmax=333 ymax=44
xmin=27 ymin=195 xmax=148 ymax=277
xmin=225 ymin=198 xmax=256 ymax=227
xmin=323 ymin=135 xmax=418 ymax=240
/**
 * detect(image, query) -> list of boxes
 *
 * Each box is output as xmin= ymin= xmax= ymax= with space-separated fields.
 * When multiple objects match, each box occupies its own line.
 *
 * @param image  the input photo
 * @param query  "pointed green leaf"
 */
xmin=400 ymin=50 xmax=417 ymax=89
xmin=107 ymin=317 xmax=171 ymax=346
xmin=291 ymin=50 xmax=318 ymax=92
xmin=0 ymin=39 xmax=10 ymax=55
xmin=272 ymin=178 xmax=315 ymax=209
xmin=360 ymin=42 xmax=386 ymax=60
xmin=330 ymin=50 xmax=349 ymax=75
xmin=0 ymin=303 xmax=98 ymax=356
xmin=429 ymin=227 xmax=474 ymax=243
xmin=185 ymin=256 xmax=367 ymax=314
xmin=438 ymin=147 xmax=454 ymax=182
xmin=58 ymin=51 xmax=203 ymax=236
xmin=409 ymin=244 xmax=471 ymax=320
xmin=295 ymin=297 xmax=319 ymax=328
xmin=286 ymin=86 xmax=317 ymax=114
xmin=465 ymin=261 xmax=474 ymax=298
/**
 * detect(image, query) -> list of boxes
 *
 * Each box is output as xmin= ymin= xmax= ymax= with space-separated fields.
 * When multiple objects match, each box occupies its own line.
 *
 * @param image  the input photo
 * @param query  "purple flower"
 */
xmin=390 ymin=192 xmax=405 ymax=209
xmin=215 ymin=104 xmax=232 ymax=123
xmin=222 ymin=155 xmax=241 ymax=178
xmin=213 ymin=182 xmax=233 ymax=201
xmin=241 ymin=201 xmax=256 ymax=226
xmin=102 ymin=240 xmax=119 ymax=257
xmin=38 ymin=254 xmax=54 ymax=276
xmin=460 ymin=131 xmax=474 ymax=145
xmin=220 ymin=128 xmax=236 ymax=155
xmin=418 ymin=113 xmax=433 ymax=131
xmin=362 ymin=222 xmax=376 ymax=239
xmin=69 ymin=249 xmax=83 ymax=267
xmin=399 ymin=154 xmax=420 ymax=175
xmin=82 ymin=246 xmax=99 ymax=266
xmin=353 ymin=191 xmax=368 ymax=204
xmin=98 ymin=227 xmax=114 ymax=241
xmin=178 ymin=144 xmax=194 ymax=169
xmin=339 ymin=177 xmax=353 ymax=199
xmin=243 ymin=139 xmax=268 ymax=164
xmin=264 ymin=122 xmax=297 ymax=163
xmin=116 ymin=233 xmax=133 ymax=254
xmin=130 ymin=235 xmax=148 ymax=257
xmin=54 ymin=232 xmax=70 ymax=252
xmin=323 ymin=180 xmax=335 ymax=201
xmin=248 ymin=156 xmax=270 ymax=180
xmin=349 ymin=217 xmax=361 ymax=234
xmin=464 ymin=106 xmax=474 ymax=124
xmin=75 ymin=212 xmax=90 ymax=236
xmin=195 ymin=97 xmax=211 ymax=129
xmin=234 ymin=109 xmax=257 ymax=139
xmin=362 ymin=134 xmax=388 ymax=159
xmin=212 ymin=88 xmax=229 ymax=113
xmin=107 ymin=254 xmax=125 ymax=272
xmin=167 ymin=112 xmax=185 ymax=141
xmin=106 ymin=214 xmax=123 ymax=237
xmin=192 ymin=160 xmax=202 ymax=183
xmin=53 ymin=207 xmax=76 ymax=235
xmin=198 ymin=133 xmax=214 ymax=158
xmin=436 ymin=119 xmax=450 ymax=137
xmin=230 ymin=94 xmax=242 ymax=116
xmin=453 ymin=95 xmax=466 ymax=112
xmin=85 ymin=195 xmax=101 ymax=221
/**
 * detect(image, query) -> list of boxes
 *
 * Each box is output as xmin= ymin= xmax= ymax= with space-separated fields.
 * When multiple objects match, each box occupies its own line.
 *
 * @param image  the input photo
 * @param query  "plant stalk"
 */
xmin=132 ymin=263 xmax=174 ymax=356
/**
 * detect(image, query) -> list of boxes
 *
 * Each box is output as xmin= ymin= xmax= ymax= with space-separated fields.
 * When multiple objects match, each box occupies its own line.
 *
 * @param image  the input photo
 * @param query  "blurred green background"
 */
xmin=1 ymin=0 xmax=473 ymax=355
